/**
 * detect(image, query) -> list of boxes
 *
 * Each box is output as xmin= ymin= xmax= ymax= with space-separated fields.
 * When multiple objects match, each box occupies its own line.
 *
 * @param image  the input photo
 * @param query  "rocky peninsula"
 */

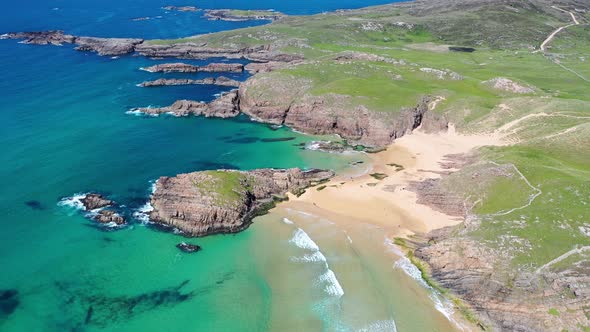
xmin=130 ymin=90 xmax=239 ymax=117
xmin=148 ymin=168 xmax=333 ymax=236
xmin=140 ymin=62 xmax=244 ymax=73
xmin=138 ymin=76 xmax=240 ymax=88
xmin=204 ymin=9 xmax=285 ymax=21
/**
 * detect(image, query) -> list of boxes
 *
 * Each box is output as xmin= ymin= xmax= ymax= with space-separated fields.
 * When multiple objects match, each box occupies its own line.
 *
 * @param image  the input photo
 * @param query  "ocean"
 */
xmin=0 ymin=1 xmax=460 ymax=331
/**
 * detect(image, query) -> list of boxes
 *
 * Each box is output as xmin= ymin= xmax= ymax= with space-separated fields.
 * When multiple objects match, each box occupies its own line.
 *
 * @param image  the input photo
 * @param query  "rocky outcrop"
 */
xmin=138 ymin=76 xmax=240 ymax=87
xmin=1 ymin=31 xmax=143 ymax=56
xmin=148 ymin=168 xmax=333 ymax=236
xmin=141 ymin=62 xmax=244 ymax=73
xmin=81 ymin=193 xmax=113 ymax=210
xmin=483 ymin=77 xmax=535 ymax=94
xmin=135 ymin=43 xmax=267 ymax=60
xmin=203 ymin=9 xmax=284 ymax=21
xmin=94 ymin=210 xmax=126 ymax=225
xmin=74 ymin=37 xmax=143 ymax=56
xmin=244 ymin=61 xmax=293 ymax=73
xmin=130 ymin=90 xmax=239 ymax=117
xmin=162 ymin=6 xmax=199 ymax=12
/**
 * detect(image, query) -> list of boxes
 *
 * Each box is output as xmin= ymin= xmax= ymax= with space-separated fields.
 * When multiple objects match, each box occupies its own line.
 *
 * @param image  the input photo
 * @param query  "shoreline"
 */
xmin=270 ymin=125 xmax=504 ymax=330
xmin=277 ymin=124 xmax=503 ymax=239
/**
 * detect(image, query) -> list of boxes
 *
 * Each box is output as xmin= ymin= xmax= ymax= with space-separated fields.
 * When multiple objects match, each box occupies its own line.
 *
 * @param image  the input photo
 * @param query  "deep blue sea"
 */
xmin=0 ymin=1 xmax=460 ymax=331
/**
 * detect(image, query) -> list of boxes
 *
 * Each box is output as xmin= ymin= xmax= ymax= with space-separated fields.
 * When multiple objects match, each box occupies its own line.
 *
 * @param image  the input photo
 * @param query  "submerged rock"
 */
xmin=148 ymin=168 xmax=333 ymax=236
xmin=0 ymin=289 xmax=19 ymax=317
xmin=81 ymin=194 xmax=114 ymax=210
xmin=176 ymin=242 xmax=202 ymax=253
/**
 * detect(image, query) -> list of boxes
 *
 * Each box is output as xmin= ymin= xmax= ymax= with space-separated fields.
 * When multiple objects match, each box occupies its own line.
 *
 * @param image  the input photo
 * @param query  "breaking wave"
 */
xmin=289 ymin=228 xmax=344 ymax=298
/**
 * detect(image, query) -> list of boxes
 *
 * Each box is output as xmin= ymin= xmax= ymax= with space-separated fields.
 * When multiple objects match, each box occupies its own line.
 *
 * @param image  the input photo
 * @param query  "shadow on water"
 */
xmin=50 ymin=272 xmax=235 ymax=329
xmin=24 ymin=200 xmax=45 ymax=210
xmin=0 ymin=289 xmax=19 ymax=319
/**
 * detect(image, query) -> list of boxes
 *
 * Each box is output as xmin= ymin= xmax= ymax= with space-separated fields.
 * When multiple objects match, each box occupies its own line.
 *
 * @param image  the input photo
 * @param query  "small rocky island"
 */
xmin=162 ymin=6 xmax=199 ymax=12
xmin=148 ymin=168 xmax=333 ymax=236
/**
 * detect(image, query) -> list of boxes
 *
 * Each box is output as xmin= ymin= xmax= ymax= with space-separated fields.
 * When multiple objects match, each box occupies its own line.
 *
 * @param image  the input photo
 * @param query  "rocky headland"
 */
xmin=140 ymin=62 xmax=244 ymax=73
xmin=0 ymin=31 xmax=143 ymax=56
xmin=130 ymin=90 xmax=239 ymax=117
xmin=203 ymin=9 xmax=285 ymax=21
xmin=148 ymin=168 xmax=333 ymax=236
xmin=138 ymin=76 xmax=240 ymax=87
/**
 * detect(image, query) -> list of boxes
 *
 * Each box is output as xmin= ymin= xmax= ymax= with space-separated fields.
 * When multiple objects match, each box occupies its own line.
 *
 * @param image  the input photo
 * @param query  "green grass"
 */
xmin=195 ymin=171 xmax=251 ymax=206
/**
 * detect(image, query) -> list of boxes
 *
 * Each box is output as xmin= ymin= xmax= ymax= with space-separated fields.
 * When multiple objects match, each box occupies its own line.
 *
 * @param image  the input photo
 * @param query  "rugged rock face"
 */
xmin=81 ymin=193 xmax=113 ymax=210
xmin=148 ymin=168 xmax=334 ymax=236
xmin=138 ymin=76 xmax=240 ymax=87
xmin=1 ymin=31 xmax=143 ymax=56
xmin=94 ymin=210 xmax=126 ymax=225
xmin=130 ymin=90 xmax=239 ymax=117
xmin=239 ymin=75 xmax=440 ymax=147
xmin=203 ymin=9 xmax=285 ymax=21
xmin=141 ymin=62 xmax=244 ymax=73
xmin=416 ymin=225 xmax=590 ymax=332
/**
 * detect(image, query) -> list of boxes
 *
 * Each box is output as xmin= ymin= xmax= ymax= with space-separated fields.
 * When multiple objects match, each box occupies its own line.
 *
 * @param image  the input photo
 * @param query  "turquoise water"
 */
xmin=0 ymin=1 xmax=460 ymax=331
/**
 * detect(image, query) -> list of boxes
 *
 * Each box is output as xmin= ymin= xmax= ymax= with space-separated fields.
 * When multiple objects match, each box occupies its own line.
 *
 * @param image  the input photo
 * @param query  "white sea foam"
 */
xmin=317 ymin=269 xmax=344 ymax=297
xmin=57 ymin=193 xmax=88 ymax=210
xmin=289 ymin=228 xmax=320 ymax=251
xmin=133 ymin=181 xmax=157 ymax=223
xmin=282 ymin=217 xmax=294 ymax=225
xmin=290 ymin=251 xmax=327 ymax=263
xmin=358 ymin=319 xmax=398 ymax=332
xmin=289 ymin=228 xmax=344 ymax=298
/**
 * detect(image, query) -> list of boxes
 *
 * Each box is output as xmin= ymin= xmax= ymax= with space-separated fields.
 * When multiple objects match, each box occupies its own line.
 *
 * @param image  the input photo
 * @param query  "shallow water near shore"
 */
xmin=1 ymin=0 xmax=460 ymax=331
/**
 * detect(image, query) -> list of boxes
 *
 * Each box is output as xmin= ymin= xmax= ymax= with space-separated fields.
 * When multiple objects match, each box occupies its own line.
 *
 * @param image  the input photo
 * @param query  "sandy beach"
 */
xmin=278 ymin=125 xmax=503 ymax=239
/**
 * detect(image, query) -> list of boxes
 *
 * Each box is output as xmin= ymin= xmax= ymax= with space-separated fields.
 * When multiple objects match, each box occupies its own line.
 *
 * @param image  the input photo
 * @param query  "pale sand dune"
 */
xmin=278 ymin=125 xmax=503 ymax=238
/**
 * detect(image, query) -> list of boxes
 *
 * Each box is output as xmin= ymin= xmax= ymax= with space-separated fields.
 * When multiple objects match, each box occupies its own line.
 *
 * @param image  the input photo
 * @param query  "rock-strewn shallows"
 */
xmin=130 ymin=90 xmax=239 ymax=117
xmin=203 ymin=9 xmax=284 ymax=21
xmin=141 ymin=62 xmax=244 ymax=73
xmin=138 ymin=76 xmax=240 ymax=87
xmin=149 ymin=168 xmax=333 ymax=236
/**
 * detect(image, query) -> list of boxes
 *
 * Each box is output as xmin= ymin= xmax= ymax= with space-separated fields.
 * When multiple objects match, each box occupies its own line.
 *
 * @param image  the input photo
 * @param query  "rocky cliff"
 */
xmin=148 ymin=168 xmax=333 ymax=236
xmin=238 ymin=75 xmax=442 ymax=147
